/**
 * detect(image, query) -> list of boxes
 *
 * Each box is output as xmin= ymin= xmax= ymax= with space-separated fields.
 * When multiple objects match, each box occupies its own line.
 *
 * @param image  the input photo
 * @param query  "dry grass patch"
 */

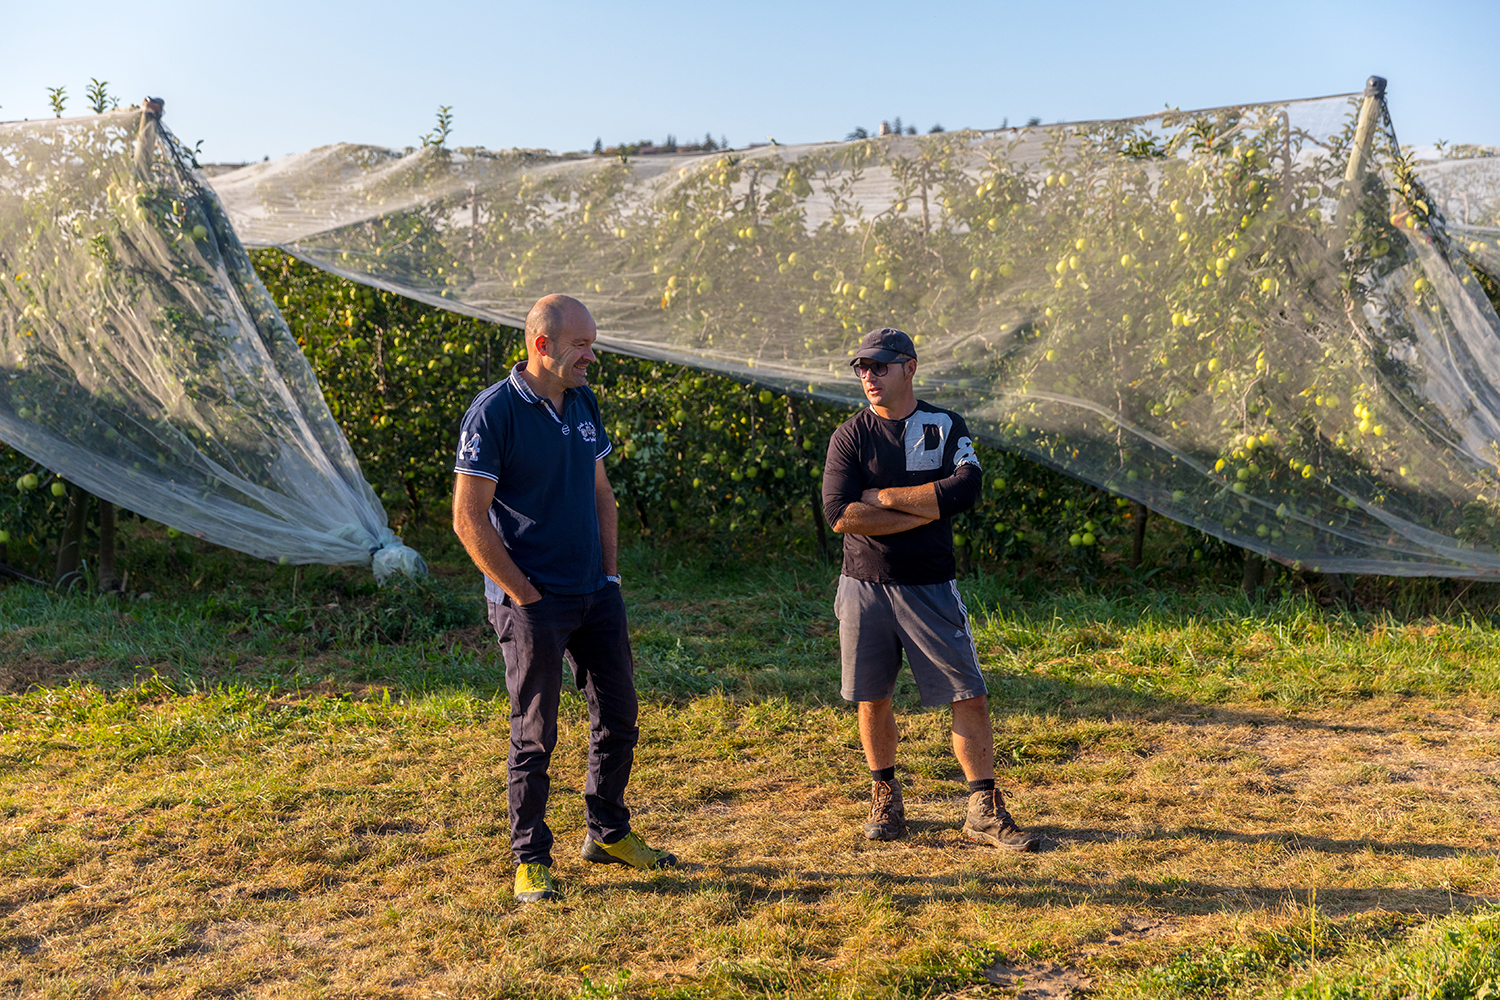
xmin=8 ymin=542 xmax=1500 ymax=996
xmin=4 ymin=686 xmax=1500 ymax=998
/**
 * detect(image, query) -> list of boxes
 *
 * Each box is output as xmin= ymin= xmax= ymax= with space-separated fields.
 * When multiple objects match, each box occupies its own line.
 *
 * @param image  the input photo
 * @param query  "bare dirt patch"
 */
xmin=983 ymin=959 xmax=1093 ymax=998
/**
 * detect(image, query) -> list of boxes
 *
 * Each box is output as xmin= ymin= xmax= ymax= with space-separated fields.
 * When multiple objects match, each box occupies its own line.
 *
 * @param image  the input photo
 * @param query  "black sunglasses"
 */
xmin=853 ymin=359 xmax=908 ymax=378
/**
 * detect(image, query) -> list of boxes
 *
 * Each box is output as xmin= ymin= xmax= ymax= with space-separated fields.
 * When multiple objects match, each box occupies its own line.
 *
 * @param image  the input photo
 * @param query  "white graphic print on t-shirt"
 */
xmin=903 ymin=410 xmax=952 ymax=471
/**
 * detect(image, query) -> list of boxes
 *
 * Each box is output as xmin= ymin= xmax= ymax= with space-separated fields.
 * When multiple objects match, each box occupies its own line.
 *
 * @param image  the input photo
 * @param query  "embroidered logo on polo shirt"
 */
xmin=457 ymin=431 xmax=481 ymax=462
xmin=560 ymin=423 xmax=571 ymax=435
xmin=577 ymin=421 xmax=597 ymax=443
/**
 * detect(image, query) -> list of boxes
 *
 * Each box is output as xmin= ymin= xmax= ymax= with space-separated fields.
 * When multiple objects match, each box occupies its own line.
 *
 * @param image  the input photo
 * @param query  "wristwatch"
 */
xmin=606 ymin=574 xmax=621 ymax=585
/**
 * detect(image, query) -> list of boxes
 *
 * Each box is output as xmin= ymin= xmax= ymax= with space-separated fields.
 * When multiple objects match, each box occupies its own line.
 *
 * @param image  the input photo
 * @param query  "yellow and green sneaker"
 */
xmin=581 ymin=831 xmax=678 ymax=870
xmin=514 ymin=862 xmax=559 ymax=903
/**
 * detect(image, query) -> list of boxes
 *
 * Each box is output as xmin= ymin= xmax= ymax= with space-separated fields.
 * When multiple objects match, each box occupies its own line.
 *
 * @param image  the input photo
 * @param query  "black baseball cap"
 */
xmin=848 ymin=327 xmax=917 ymax=366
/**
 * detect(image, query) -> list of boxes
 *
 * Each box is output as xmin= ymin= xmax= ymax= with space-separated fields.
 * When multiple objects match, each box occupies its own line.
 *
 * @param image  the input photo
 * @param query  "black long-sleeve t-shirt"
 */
xmin=821 ymin=400 xmax=983 ymax=585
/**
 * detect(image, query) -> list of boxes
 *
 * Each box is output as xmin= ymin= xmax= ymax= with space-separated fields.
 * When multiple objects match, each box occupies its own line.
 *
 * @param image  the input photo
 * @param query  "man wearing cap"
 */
xmin=452 ymin=294 xmax=677 ymax=904
xmin=821 ymin=328 xmax=1037 ymax=851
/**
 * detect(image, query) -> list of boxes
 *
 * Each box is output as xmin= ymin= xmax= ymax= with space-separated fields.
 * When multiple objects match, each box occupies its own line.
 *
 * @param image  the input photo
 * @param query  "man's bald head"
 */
xmin=522 ymin=294 xmax=599 ymax=395
xmin=525 ymin=294 xmax=594 ymax=356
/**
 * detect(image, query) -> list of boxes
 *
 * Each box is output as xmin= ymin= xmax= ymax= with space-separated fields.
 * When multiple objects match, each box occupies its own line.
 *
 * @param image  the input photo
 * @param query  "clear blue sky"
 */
xmin=4 ymin=0 xmax=1497 ymax=163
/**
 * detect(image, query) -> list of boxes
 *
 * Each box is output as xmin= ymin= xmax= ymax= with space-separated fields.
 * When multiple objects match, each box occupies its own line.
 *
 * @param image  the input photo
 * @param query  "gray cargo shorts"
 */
xmin=834 ymin=575 xmax=987 ymax=707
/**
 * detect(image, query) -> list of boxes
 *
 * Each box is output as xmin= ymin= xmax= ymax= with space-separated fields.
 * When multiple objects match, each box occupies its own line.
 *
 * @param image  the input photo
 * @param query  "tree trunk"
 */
xmin=1323 ymin=572 xmax=1354 ymax=608
xmin=1241 ymin=550 xmax=1263 ymax=595
xmin=98 ymin=499 xmax=119 ymax=592
xmin=1130 ymin=501 xmax=1149 ymax=569
xmin=810 ymin=490 xmax=830 ymax=560
xmin=785 ymin=396 xmax=830 ymax=559
xmin=55 ymin=487 xmax=89 ymax=588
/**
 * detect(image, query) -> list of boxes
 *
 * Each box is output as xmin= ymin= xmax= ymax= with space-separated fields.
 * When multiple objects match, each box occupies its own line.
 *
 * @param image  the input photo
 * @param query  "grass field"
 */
xmin=4 ymin=520 xmax=1500 ymax=998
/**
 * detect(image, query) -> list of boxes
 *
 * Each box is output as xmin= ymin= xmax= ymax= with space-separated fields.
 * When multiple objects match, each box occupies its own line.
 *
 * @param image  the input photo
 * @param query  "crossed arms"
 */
xmin=823 ymin=462 xmax=983 ymax=537
xmin=832 ymin=484 xmax=941 ymax=535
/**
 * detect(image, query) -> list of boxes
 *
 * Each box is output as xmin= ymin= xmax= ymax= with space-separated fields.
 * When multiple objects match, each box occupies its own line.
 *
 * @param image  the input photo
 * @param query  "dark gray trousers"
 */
xmin=487 ymin=584 xmax=638 ymax=867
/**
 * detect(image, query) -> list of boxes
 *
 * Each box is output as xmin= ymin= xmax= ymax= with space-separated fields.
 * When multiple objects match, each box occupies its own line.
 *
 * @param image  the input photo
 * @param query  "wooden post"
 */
xmin=55 ymin=486 xmax=89 ymax=588
xmin=98 ymin=499 xmax=118 ymax=592
xmin=133 ymin=97 xmax=164 ymax=181
xmin=469 ymin=184 xmax=479 ymax=256
xmin=1335 ymin=77 xmax=1386 ymax=231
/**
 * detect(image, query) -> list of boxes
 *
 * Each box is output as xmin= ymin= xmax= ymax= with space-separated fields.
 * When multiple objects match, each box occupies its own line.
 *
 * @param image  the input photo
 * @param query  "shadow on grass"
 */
xmin=1043 ymin=824 xmax=1477 ymax=860
xmin=575 ymin=862 xmax=1496 ymax=920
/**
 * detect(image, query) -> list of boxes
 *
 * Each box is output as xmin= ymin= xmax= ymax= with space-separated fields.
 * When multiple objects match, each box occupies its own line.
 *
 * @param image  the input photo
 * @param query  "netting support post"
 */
xmin=1335 ymin=76 xmax=1386 ymax=231
xmin=133 ymin=97 xmax=164 ymax=180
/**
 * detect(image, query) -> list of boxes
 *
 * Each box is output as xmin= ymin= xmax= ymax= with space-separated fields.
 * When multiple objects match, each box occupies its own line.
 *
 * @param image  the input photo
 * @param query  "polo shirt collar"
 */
xmin=509 ymin=361 xmax=580 ymax=425
xmin=508 ymin=361 xmax=541 ymax=403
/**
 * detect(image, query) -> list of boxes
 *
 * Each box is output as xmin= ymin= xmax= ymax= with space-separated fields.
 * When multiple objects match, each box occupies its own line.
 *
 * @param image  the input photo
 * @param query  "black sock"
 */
xmin=871 ymin=766 xmax=895 ymax=782
xmin=967 ymin=778 xmax=996 ymax=793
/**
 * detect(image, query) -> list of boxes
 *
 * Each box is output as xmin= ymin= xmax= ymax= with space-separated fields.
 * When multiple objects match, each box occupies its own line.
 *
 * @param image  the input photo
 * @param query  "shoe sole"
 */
xmin=581 ymin=840 xmax=677 ymax=870
xmin=962 ymin=826 xmax=1039 ymax=852
xmin=515 ymin=890 xmax=560 ymax=903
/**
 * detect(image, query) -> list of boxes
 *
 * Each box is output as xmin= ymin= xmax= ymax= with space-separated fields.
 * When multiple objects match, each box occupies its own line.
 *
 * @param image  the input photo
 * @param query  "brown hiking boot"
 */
xmin=864 ymin=777 xmax=907 ymax=841
xmin=962 ymin=788 xmax=1038 ymax=851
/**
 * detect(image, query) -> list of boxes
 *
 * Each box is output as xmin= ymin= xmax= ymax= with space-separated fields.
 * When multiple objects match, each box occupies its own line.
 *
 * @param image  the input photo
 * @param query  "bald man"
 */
xmin=453 ymin=294 xmax=676 ymax=904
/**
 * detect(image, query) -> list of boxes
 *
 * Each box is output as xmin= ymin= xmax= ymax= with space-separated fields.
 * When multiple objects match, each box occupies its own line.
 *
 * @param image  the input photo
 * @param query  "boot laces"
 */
xmin=976 ymin=788 xmax=1013 ymax=823
xmin=870 ymin=779 xmax=897 ymax=818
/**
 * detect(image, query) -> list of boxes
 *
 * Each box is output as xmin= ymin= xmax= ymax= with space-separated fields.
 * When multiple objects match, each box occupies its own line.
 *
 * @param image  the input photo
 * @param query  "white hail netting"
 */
xmin=1420 ymin=152 xmax=1500 ymax=281
xmin=0 ymin=108 xmax=425 ymax=580
xmin=6 ymin=94 xmax=1500 ymax=579
xmin=211 ymin=91 xmax=1500 ymax=577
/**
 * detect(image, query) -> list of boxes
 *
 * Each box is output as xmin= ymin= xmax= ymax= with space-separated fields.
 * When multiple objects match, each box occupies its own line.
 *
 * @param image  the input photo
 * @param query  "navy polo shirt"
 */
xmin=454 ymin=361 xmax=613 ymax=600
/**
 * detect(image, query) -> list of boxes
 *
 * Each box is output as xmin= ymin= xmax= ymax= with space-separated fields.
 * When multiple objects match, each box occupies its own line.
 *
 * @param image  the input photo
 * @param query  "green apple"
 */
xmin=20 ymin=473 xmax=38 ymax=491
xmin=0 ymin=529 xmax=9 ymax=544
xmin=1069 ymin=533 xmax=1082 ymax=546
xmin=1081 ymin=532 xmax=1096 ymax=546
xmin=50 ymin=481 xmax=66 ymax=497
